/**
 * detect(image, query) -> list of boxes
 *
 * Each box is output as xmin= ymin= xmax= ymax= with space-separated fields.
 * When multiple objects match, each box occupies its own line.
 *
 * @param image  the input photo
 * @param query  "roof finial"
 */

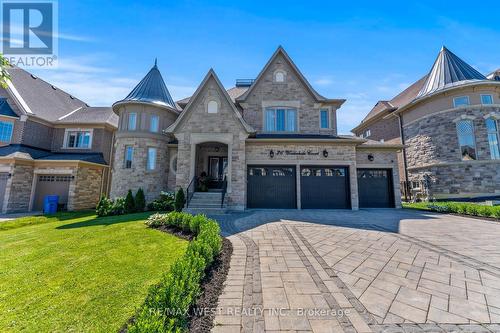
xmin=440 ymin=45 xmax=446 ymax=52
xmin=154 ymin=58 xmax=158 ymax=67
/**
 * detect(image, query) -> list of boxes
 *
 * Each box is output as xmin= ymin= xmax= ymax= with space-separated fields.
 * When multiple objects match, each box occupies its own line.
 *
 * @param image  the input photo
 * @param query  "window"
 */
xmin=65 ymin=130 xmax=91 ymax=148
xmin=481 ymin=94 xmax=494 ymax=105
xmin=274 ymin=70 xmax=285 ymax=83
xmin=124 ymin=146 xmax=133 ymax=168
xmin=453 ymin=96 xmax=470 ymax=108
xmin=147 ymin=147 xmax=157 ymax=170
xmin=486 ymin=118 xmax=500 ymax=159
xmin=456 ymin=120 xmax=477 ymax=160
xmin=128 ymin=113 xmax=137 ymax=130
xmin=320 ymin=109 xmax=330 ymax=129
xmin=364 ymin=129 xmax=371 ymax=138
xmin=0 ymin=121 xmax=13 ymax=142
xmin=207 ymin=100 xmax=218 ymax=113
xmin=265 ymin=108 xmax=297 ymax=132
xmin=150 ymin=115 xmax=159 ymax=132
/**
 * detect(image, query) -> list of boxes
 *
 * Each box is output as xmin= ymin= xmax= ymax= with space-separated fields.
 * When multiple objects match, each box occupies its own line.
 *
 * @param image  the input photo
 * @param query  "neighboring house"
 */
xmin=353 ymin=46 xmax=500 ymax=199
xmin=0 ymin=66 xmax=117 ymax=213
xmin=111 ymin=47 xmax=403 ymax=210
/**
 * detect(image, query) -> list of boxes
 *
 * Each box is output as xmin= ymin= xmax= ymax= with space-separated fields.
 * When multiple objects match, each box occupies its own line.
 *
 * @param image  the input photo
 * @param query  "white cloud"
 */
xmin=314 ymin=77 xmax=334 ymax=86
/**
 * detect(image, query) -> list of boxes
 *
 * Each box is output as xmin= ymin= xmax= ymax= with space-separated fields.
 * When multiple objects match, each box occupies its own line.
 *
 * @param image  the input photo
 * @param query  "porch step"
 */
xmin=184 ymin=207 xmax=227 ymax=215
xmin=187 ymin=191 xmax=227 ymax=212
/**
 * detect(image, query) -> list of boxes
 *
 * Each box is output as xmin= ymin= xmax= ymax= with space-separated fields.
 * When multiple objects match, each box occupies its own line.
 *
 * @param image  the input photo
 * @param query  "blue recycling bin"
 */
xmin=43 ymin=195 xmax=59 ymax=214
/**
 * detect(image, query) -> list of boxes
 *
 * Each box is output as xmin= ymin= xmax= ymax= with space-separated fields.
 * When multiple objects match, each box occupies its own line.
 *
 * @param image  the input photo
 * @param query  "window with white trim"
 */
xmin=486 ymin=118 xmax=500 ymax=159
xmin=147 ymin=147 xmax=157 ymax=170
xmin=124 ymin=146 xmax=133 ymax=168
xmin=150 ymin=115 xmax=159 ymax=132
xmin=128 ymin=113 xmax=137 ymax=130
xmin=320 ymin=109 xmax=330 ymax=129
xmin=481 ymin=94 xmax=494 ymax=105
xmin=207 ymin=100 xmax=218 ymax=113
xmin=456 ymin=119 xmax=477 ymax=160
xmin=453 ymin=96 xmax=470 ymax=108
xmin=0 ymin=120 xmax=13 ymax=142
xmin=265 ymin=108 xmax=297 ymax=132
xmin=65 ymin=130 xmax=92 ymax=148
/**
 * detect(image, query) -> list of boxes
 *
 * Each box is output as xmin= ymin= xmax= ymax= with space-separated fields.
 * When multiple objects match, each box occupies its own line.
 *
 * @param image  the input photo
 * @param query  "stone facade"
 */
xmin=70 ymin=166 xmax=103 ymax=210
xmin=4 ymin=162 xmax=34 ymax=212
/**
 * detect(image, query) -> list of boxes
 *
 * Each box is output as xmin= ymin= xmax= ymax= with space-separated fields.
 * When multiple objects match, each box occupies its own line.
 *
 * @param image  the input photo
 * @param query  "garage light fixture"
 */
xmin=269 ymin=150 xmax=275 ymax=158
xmin=322 ymin=149 xmax=328 ymax=158
xmin=368 ymin=154 xmax=374 ymax=162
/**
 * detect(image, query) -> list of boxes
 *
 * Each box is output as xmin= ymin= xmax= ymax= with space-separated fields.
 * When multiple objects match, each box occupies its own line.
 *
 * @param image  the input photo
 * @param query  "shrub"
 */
xmin=405 ymin=201 xmax=500 ymax=219
xmin=147 ymin=191 xmax=175 ymax=212
xmin=174 ymin=188 xmax=185 ymax=212
xmin=96 ymin=196 xmax=113 ymax=217
xmin=135 ymin=188 xmax=146 ymax=212
xmin=112 ymin=197 xmax=126 ymax=215
xmin=125 ymin=190 xmax=136 ymax=214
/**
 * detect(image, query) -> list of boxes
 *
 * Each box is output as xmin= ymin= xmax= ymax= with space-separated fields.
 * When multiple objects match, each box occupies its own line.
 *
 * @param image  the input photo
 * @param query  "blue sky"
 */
xmin=29 ymin=0 xmax=500 ymax=134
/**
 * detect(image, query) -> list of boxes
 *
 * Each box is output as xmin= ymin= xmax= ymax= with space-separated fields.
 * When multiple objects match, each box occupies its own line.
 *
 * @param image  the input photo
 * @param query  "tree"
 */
xmin=174 ymin=188 xmax=185 ymax=212
xmin=125 ymin=190 xmax=135 ymax=214
xmin=0 ymin=54 xmax=10 ymax=88
xmin=135 ymin=188 xmax=146 ymax=212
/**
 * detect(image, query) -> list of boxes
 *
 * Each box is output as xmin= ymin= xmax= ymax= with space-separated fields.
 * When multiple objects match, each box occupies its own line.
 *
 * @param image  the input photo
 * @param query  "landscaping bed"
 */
xmin=403 ymin=201 xmax=500 ymax=221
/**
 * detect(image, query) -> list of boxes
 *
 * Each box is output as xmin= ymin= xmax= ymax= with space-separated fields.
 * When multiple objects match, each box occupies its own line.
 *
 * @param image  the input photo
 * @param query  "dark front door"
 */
xmin=208 ymin=156 xmax=227 ymax=188
xmin=357 ymin=169 xmax=394 ymax=208
xmin=247 ymin=165 xmax=296 ymax=209
xmin=300 ymin=166 xmax=350 ymax=209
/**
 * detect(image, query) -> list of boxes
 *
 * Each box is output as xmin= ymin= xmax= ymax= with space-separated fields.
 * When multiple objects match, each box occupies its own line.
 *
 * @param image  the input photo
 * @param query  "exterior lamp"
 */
xmin=368 ymin=154 xmax=374 ymax=162
xmin=269 ymin=150 xmax=275 ymax=158
xmin=322 ymin=149 xmax=328 ymax=158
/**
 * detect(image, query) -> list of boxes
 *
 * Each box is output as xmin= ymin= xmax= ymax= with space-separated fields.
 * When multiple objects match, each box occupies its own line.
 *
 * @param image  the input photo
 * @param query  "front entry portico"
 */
xmin=195 ymin=142 xmax=228 ymax=190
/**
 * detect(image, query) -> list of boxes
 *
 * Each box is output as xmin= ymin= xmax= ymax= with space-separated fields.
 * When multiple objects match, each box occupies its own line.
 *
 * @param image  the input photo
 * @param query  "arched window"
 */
xmin=207 ymin=100 xmax=218 ymax=113
xmin=456 ymin=119 xmax=477 ymax=160
xmin=486 ymin=118 xmax=500 ymax=159
xmin=274 ymin=70 xmax=285 ymax=83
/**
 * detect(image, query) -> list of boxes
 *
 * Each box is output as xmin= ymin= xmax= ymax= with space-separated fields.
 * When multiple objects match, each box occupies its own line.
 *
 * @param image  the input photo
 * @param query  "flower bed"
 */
xmin=403 ymin=201 xmax=500 ymax=219
xmin=126 ymin=212 xmax=223 ymax=332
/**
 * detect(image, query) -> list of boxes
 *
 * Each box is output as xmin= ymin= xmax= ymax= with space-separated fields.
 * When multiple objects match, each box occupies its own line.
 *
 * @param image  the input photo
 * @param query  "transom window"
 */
xmin=265 ymin=108 xmax=297 ymax=132
xmin=453 ymin=96 xmax=470 ymax=108
xmin=486 ymin=118 xmax=500 ymax=159
xmin=0 ymin=120 xmax=13 ymax=142
xmin=456 ymin=119 xmax=477 ymax=160
xmin=124 ymin=146 xmax=133 ymax=168
xmin=150 ymin=115 xmax=159 ymax=132
xmin=481 ymin=94 xmax=494 ymax=105
xmin=320 ymin=109 xmax=330 ymax=129
xmin=65 ymin=130 xmax=91 ymax=148
xmin=207 ymin=100 xmax=218 ymax=113
xmin=128 ymin=113 xmax=137 ymax=130
xmin=147 ymin=147 xmax=157 ymax=170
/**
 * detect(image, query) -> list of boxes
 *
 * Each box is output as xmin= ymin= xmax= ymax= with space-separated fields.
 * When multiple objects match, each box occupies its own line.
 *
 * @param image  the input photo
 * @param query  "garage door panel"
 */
xmin=34 ymin=175 xmax=71 ymax=211
xmin=247 ymin=166 xmax=296 ymax=209
xmin=358 ymin=169 xmax=394 ymax=208
xmin=301 ymin=166 xmax=350 ymax=209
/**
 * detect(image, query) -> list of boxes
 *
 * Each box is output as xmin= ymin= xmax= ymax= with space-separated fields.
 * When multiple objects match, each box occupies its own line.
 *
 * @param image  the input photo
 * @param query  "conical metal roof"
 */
xmin=417 ymin=46 xmax=487 ymax=98
xmin=119 ymin=60 xmax=176 ymax=109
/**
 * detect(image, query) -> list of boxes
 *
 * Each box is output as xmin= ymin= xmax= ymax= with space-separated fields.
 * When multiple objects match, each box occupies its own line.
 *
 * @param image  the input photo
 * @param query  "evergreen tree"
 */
xmin=125 ymin=189 xmax=135 ymax=213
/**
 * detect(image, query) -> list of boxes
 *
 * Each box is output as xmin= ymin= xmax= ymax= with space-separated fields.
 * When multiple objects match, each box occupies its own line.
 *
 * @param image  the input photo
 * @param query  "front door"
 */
xmin=208 ymin=156 xmax=227 ymax=188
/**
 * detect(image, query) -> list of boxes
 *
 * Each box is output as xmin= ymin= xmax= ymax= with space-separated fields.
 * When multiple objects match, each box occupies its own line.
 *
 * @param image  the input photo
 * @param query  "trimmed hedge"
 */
xmin=404 ymin=201 xmax=500 ymax=219
xmin=128 ymin=212 xmax=222 ymax=332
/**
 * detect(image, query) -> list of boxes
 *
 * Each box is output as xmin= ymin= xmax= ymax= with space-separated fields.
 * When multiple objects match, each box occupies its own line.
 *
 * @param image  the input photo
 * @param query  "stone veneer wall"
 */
xmin=69 ymin=166 xmax=103 ymax=210
xmin=5 ymin=162 xmax=34 ymax=212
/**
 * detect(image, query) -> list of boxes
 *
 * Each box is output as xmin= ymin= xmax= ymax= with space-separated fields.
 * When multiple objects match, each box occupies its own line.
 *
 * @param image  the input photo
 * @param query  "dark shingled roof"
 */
xmin=117 ymin=62 xmax=176 ymax=109
xmin=0 ymin=98 xmax=18 ymax=118
xmin=252 ymin=133 xmax=343 ymax=139
xmin=177 ymin=86 xmax=249 ymax=109
xmin=56 ymin=106 xmax=118 ymax=127
xmin=0 ymin=144 xmax=107 ymax=165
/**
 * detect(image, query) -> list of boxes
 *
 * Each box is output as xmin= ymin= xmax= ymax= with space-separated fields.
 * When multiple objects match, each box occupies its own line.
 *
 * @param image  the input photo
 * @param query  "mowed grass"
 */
xmin=0 ymin=212 xmax=188 ymax=332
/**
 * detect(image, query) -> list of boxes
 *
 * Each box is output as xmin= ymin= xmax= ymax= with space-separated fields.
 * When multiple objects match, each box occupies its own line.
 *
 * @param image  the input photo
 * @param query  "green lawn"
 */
xmin=0 ymin=212 xmax=188 ymax=332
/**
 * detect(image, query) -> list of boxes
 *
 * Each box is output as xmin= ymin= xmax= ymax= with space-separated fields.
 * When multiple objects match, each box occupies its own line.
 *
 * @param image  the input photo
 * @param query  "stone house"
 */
xmin=352 ymin=47 xmax=500 ymax=200
xmin=110 ymin=47 xmax=403 ymax=210
xmin=0 ymin=66 xmax=117 ymax=213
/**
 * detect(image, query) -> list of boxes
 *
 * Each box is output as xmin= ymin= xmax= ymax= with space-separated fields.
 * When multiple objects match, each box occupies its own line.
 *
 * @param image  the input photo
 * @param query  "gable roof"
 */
xmin=114 ymin=61 xmax=177 ymax=110
xmin=166 ymin=69 xmax=254 ymax=134
xmin=416 ymin=46 xmax=487 ymax=98
xmin=56 ymin=106 xmax=118 ymax=127
xmin=177 ymin=86 xmax=249 ymax=109
xmin=236 ymin=46 xmax=345 ymax=106
xmin=0 ymin=98 xmax=19 ymax=118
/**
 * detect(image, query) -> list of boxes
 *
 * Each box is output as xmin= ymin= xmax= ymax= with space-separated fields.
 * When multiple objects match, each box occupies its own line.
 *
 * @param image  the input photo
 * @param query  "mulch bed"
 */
xmin=157 ymin=225 xmax=195 ymax=241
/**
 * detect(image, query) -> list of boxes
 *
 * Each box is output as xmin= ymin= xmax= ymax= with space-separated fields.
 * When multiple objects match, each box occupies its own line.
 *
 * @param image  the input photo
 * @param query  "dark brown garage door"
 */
xmin=0 ymin=173 xmax=9 ymax=211
xmin=247 ymin=166 xmax=296 ymax=209
xmin=33 ymin=175 xmax=71 ymax=211
xmin=357 ymin=169 xmax=394 ymax=208
xmin=300 ymin=166 xmax=350 ymax=209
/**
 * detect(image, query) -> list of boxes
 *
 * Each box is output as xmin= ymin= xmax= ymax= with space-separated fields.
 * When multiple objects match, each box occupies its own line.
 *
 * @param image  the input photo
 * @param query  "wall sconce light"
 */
xmin=368 ymin=154 xmax=374 ymax=162
xmin=269 ymin=150 xmax=275 ymax=158
xmin=322 ymin=149 xmax=328 ymax=158
xmin=71 ymin=175 xmax=75 ymax=180
xmin=8 ymin=173 xmax=12 ymax=178
xmin=215 ymin=147 xmax=220 ymax=152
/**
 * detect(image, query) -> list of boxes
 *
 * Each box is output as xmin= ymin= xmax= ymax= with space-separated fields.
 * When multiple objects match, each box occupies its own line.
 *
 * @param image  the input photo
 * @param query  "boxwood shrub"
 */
xmin=404 ymin=201 xmax=500 ymax=219
xmin=128 ymin=212 xmax=222 ymax=332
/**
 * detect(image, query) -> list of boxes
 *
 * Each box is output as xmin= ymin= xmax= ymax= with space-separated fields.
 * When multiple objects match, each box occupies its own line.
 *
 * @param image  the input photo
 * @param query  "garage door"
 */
xmin=33 ymin=175 xmax=71 ymax=211
xmin=300 ymin=166 xmax=350 ymax=209
xmin=0 ymin=173 xmax=9 ymax=211
xmin=358 ymin=169 xmax=394 ymax=208
xmin=247 ymin=166 xmax=296 ymax=209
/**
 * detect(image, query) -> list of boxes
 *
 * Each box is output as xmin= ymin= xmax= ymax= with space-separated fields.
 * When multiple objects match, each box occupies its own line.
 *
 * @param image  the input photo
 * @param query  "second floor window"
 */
xmin=320 ymin=109 xmax=330 ymax=129
xmin=456 ymin=119 xmax=476 ymax=160
xmin=0 ymin=120 xmax=13 ymax=142
xmin=124 ymin=146 xmax=133 ymax=168
xmin=147 ymin=147 xmax=157 ymax=170
xmin=481 ymin=94 xmax=494 ymax=105
xmin=150 ymin=115 xmax=159 ymax=132
xmin=453 ymin=96 xmax=470 ymax=108
xmin=265 ymin=108 xmax=297 ymax=132
xmin=66 ymin=130 xmax=91 ymax=148
xmin=486 ymin=118 xmax=500 ymax=159
xmin=128 ymin=113 xmax=137 ymax=130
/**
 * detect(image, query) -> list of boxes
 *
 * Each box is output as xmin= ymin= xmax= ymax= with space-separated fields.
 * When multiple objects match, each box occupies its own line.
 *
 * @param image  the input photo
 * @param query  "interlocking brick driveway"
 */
xmin=211 ymin=209 xmax=500 ymax=333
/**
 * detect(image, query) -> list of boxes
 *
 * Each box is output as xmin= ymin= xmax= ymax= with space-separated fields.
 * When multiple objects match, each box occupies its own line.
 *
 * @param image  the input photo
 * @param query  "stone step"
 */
xmin=192 ymin=192 xmax=223 ymax=197
xmin=187 ymin=203 xmax=226 ymax=208
xmin=184 ymin=207 xmax=227 ymax=215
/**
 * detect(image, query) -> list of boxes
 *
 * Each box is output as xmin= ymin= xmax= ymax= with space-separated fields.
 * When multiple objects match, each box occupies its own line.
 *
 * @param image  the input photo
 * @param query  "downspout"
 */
xmin=106 ymin=130 xmax=116 ymax=196
xmin=397 ymin=113 xmax=411 ymax=201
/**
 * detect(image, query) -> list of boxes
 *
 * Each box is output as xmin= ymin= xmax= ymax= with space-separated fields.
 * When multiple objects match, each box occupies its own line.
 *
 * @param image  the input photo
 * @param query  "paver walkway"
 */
xmin=211 ymin=209 xmax=500 ymax=333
